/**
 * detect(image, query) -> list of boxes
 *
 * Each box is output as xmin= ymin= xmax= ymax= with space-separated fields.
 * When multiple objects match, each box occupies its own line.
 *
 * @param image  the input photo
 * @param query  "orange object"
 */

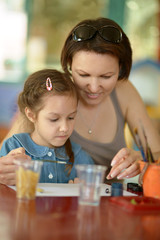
xmin=139 ymin=161 xmax=160 ymax=198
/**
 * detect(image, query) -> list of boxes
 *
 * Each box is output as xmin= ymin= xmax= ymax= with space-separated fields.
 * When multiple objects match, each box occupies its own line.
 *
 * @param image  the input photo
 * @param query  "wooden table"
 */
xmin=0 ymin=184 xmax=160 ymax=240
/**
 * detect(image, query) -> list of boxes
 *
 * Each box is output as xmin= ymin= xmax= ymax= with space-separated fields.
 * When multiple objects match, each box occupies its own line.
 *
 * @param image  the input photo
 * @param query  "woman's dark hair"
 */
xmin=61 ymin=17 xmax=132 ymax=81
xmin=18 ymin=69 xmax=78 ymax=174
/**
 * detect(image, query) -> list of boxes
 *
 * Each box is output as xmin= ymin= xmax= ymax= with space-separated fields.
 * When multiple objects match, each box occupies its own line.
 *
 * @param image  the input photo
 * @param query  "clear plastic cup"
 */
xmin=76 ymin=164 xmax=107 ymax=206
xmin=15 ymin=160 xmax=43 ymax=200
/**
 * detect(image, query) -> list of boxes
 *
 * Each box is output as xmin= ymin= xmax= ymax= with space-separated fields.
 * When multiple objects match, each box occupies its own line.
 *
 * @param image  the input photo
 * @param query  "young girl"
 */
xmin=0 ymin=69 xmax=94 ymax=184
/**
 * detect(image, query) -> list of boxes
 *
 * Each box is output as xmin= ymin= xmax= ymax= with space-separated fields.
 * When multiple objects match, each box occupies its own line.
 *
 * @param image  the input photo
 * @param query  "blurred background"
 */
xmin=0 ymin=0 xmax=160 ymax=145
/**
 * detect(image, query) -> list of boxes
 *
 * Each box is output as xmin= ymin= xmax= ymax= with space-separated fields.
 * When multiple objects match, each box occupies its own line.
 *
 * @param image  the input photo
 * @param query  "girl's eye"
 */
xmin=68 ymin=117 xmax=75 ymax=120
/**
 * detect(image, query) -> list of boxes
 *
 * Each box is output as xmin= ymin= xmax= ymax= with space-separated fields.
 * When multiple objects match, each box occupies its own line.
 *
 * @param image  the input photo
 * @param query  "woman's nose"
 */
xmin=87 ymin=78 xmax=100 ymax=92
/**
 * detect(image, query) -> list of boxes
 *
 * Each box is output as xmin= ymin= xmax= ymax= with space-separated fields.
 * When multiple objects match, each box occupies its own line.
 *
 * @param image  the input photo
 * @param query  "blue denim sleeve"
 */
xmin=0 ymin=140 xmax=12 ymax=156
xmin=0 ymin=137 xmax=22 ymax=157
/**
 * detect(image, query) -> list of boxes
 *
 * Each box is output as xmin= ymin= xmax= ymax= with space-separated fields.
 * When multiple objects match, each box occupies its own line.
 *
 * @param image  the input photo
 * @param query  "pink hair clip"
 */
xmin=46 ymin=77 xmax=52 ymax=91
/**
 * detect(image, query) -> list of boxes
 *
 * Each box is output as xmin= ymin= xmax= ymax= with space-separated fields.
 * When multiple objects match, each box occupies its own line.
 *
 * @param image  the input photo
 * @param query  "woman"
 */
xmin=60 ymin=17 xmax=160 ymax=179
xmin=1 ymin=17 xmax=160 ymax=185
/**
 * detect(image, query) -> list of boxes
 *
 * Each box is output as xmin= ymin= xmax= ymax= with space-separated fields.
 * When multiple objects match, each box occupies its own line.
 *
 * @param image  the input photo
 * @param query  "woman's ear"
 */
xmin=25 ymin=107 xmax=36 ymax=123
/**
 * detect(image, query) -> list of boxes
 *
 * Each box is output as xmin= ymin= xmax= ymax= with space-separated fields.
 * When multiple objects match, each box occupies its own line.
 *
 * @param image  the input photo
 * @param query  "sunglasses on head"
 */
xmin=72 ymin=24 xmax=122 ymax=44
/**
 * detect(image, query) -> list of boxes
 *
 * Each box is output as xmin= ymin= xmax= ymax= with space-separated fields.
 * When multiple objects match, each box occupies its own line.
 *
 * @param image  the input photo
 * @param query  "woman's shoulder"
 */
xmin=115 ymin=80 xmax=142 ymax=114
xmin=116 ymin=80 xmax=137 ymax=95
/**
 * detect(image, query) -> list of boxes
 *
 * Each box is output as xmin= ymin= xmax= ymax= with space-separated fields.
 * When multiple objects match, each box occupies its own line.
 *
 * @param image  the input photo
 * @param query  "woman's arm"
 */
xmin=107 ymin=81 xmax=160 ymax=180
xmin=122 ymin=81 xmax=160 ymax=152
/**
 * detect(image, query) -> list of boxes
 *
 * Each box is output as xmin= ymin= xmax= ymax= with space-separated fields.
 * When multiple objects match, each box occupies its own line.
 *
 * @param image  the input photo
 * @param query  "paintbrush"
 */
xmin=35 ymin=159 xmax=67 ymax=164
xmin=140 ymin=122 xmax=155 ymax=163
xmin=35 ymin=159 xmax=73 ymax=165
xmin=134 ymin=128 xmax=147 ymax=162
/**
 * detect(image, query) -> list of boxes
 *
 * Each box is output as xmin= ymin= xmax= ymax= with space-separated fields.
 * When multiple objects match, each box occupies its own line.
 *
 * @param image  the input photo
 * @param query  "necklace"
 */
xmin=78 ymin=106 xmax=101 ymax=134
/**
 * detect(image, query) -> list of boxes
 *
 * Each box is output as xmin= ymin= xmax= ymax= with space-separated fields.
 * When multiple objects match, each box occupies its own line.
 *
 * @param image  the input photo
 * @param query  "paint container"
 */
xmin=111 ymin=182 xmax=123 ymax=196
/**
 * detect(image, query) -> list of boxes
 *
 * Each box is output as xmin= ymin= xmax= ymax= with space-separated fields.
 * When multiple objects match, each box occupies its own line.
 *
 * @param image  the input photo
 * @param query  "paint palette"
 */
xmin=109 ymin=196 xmax=160 ymax=213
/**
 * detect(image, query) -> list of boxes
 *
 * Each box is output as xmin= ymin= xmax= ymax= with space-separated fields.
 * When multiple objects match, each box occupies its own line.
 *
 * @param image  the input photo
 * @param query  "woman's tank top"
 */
xmin=70 ymin=89 xmax=126 ymax=172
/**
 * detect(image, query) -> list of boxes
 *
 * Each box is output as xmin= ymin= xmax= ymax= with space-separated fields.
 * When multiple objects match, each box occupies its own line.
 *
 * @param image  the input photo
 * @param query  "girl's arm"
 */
xmin=0 ymin=148 xmax=31 ymax=185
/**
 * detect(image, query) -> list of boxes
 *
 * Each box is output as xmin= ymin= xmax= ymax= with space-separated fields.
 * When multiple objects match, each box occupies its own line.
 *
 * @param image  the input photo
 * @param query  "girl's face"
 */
xmin=71 ymin=51 xmax=120 ymax=106
xmin=30 ymin=94 xmax=77 ymax=148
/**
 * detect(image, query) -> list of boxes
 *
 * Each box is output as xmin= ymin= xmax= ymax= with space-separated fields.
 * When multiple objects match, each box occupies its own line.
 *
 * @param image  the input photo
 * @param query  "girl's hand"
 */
xmin=68 ymin=178 xmax=80 ymax=184
xmin=0 ymin=148 xmax=31 ymax=185
xmin=107 ymin=148 xmax=141 ymax=180
xmin=8 ymin=147 xmax=26 ymax=156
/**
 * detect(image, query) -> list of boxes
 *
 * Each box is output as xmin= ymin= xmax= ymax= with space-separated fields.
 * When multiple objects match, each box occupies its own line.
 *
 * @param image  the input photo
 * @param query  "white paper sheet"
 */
xmin=9 ymin=183 xmax=136 ymax=197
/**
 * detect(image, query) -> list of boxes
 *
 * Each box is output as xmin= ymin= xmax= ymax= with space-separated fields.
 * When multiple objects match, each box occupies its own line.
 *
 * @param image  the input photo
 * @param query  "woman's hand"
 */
xmin=107 ymin=148 xmax=141 ymax=180
xmin=68 ymin=178 xmax=80 ymax=184
xmin=0 ymin=148 xmax=31 ymax=185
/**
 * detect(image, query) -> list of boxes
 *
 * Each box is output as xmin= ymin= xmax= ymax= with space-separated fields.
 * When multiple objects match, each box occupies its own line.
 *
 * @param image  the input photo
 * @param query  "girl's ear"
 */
xmin=25 ymin=107 xmax=36 ymax=123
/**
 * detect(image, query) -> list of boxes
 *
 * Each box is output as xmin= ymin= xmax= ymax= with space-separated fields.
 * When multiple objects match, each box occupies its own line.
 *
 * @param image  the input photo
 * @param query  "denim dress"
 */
xmin=0 ymin=133 xmax=94 ymax=183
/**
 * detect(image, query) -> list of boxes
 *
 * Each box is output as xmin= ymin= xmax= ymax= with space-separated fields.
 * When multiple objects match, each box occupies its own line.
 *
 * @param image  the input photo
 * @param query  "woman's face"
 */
xmin=71 ymin=51 xmax=120 ymax=106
